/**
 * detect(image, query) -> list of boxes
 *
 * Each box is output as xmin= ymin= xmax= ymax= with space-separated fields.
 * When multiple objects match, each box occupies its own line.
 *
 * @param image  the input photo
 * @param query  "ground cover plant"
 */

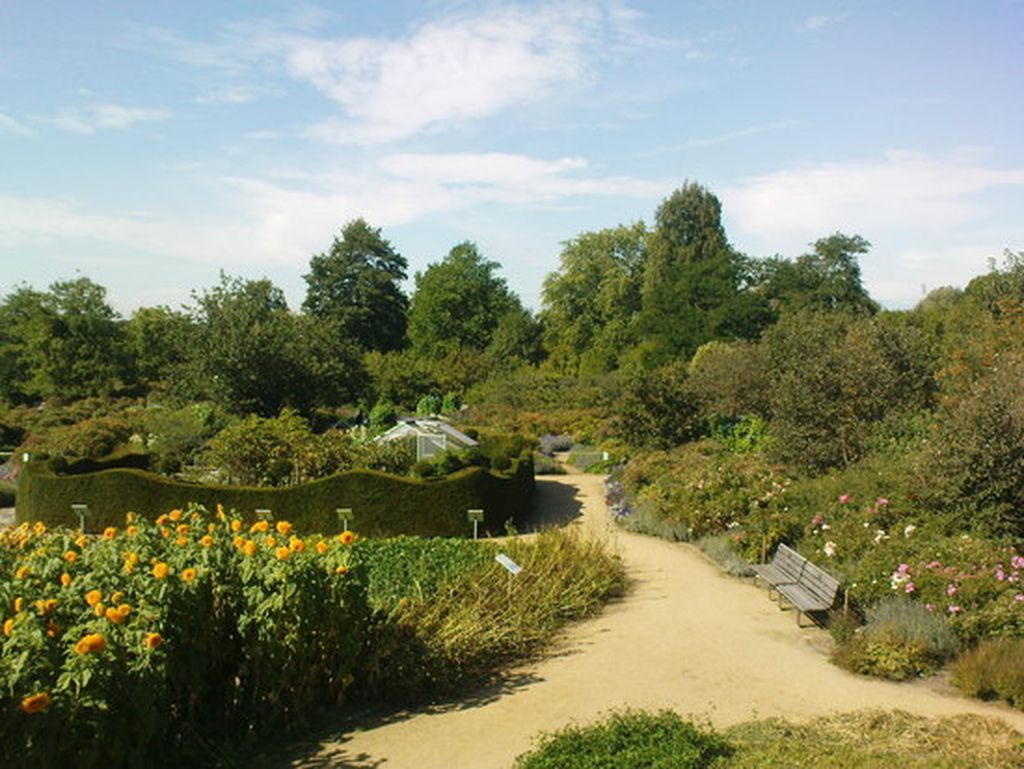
xmin=1 ymin=509 xmax=624 ymax=766
xmin=513 ymin=708 xmax=1024 ymax=769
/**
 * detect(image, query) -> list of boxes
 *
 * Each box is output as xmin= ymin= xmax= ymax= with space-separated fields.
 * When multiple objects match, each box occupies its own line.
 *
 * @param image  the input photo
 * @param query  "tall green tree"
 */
xmin=0 ymin=278 xmax=127 ymax=401
xmin=541 ymin=222 xmax=647 ymax=375
xmin=635 ymin=183 xmax=762 ymax=366
xmin=303 ymin=218 xmax=409 ymax=352
xmin=124 ymin=305 xmax=192 ymax=390
xmin=178 ymin=274 xmax=366 ymax=416
xmin=757 ymin=233 xmax=878 ymax=315
xmin=407 ymin=242 xmax=520 ymax=357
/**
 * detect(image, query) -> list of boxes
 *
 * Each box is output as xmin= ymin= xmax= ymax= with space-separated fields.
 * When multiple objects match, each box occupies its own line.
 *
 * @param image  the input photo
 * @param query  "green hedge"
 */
xmin=16 ymin=453 xmax=534 ymax=538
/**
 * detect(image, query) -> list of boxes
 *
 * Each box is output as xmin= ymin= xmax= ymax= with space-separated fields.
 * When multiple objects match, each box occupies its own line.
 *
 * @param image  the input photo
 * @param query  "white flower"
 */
xmin=820 ymin=523 xmax=830 ymax=530
xmin=873 ymin=530 xmax=889 ymax=545
xmin=904 ymin=524 xmax=917 ymax=538
xmin=823 ymin=541 xmax=837 ymax=558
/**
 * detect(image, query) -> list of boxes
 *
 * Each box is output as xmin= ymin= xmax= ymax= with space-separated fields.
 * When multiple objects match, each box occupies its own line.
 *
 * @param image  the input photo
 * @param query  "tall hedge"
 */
xmin=16 ymin=454 xmax=533 ymax=537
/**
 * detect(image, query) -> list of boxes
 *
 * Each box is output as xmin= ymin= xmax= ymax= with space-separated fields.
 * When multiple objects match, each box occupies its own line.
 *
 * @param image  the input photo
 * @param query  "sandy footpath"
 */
xmin=276 ymin=470 xmax=1024 ymax=768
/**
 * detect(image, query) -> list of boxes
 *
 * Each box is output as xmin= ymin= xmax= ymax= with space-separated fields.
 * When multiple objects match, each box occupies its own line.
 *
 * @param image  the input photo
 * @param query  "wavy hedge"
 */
xmin=15 ymin=454 xmax=533 ymax=537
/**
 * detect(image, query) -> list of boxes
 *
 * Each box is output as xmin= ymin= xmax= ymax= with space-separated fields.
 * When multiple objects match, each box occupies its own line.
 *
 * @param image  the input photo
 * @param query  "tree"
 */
xmin=541 ymin=222 xmax=647 ymax=375
xmin=757 ymin=233 xmax=878 ymax=315
xmin=618 ymin=360 xmax=704 ymax=449
xmin=407 ymin=242 xmax=520 ymax=356
xmin=0 ymin=278 xmax=128 ymax=401
xmin=635 ymin=183 xmax=762 ymax=366
xmin=303 ymin=219 xmax=409 ymax=352
xmin=124 ymin=305 xmax=192 ymax=390
xmin=178 ymin=274 xmax=366 ymax=416
xmin=763 ymin=310 xmax=934 ymax=471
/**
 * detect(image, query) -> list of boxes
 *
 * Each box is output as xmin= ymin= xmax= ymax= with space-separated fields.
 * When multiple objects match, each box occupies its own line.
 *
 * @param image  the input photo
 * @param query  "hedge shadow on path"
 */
xmin=260 ymin=670 xmax=543 ymax=769
xmin=522 ymin=479 xmax=584 ymax=530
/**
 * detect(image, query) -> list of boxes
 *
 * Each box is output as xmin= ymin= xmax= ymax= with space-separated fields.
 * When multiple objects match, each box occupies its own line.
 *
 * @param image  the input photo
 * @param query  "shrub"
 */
xmin=694 ymin=532 xmax=754 ymax=577
xmin=538 ymin=434 xmax=574 ymax=455
xmin=532 ymin=453 xmax=565 ymax=475
xmin=832 ymin=597 xmax=957 ymax=680
xmin=514 ymin=709 xmax=732 ymax=769
xmin=952 ymin=638 xmax=1024 ymax=709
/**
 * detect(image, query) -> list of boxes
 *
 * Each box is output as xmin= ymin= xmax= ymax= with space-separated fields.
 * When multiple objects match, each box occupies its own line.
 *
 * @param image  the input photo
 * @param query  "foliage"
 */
xmin=757 ymin=233 xmax=878 ymax=316
xmin=27 ymin=416 xmax=136 ymax=462
xmin=687 ymin=340 xmax=770 ymax=422
xmin=919 ymin=305 xmax=1024 ymax=536
xmin=408 ymin=242 xmax=520 ymax=357
xmin=0 ymin=279 xmax=127 ymax=403
xmin=368 ymin=400 xmax=397 ymax=433
xmin=635 ymin=183 xmax=767 ymax=365
xmin=175 ymin=273 xmax=367 ymax=417
xmin=302 ymin=218 xmax=409 ymax=353
xmin=366 ymin=527 xmax=626 ymax=700
xmin=832 ymin=597 xmax=958 ymax=680
xmin=952 ymin=637 xmax=1024 ymax=710
xmin=514 ymin=709 xmax=732 ymax=769
xmin=123 ymin=306 xmax=191 ymax=390
xmin=541 ymin=222 xmax=647 ymax=375
xmin=466 ymin=367 xmax=620 ymax=441
xmin=17 ymin=453 xmax=534 ymax=539
xmin=364 ymin=349 xmax=441 ymax=410
xmin=532 ymin=453 xmax=566 ymax=475
xmin=694 ymin=533 xmax=755 ymax=577
xmin=618 ymin=361 xmax=703 ymax=449
xmin=0 ymin=506 xmax=366 ymax=766
xmin=143 ymin=401 xmax=229 ymax=476
xmin=763 ymin=310 xmax=935 ymax=471
xmin=620 ymin=442 xmax=790 ymax=544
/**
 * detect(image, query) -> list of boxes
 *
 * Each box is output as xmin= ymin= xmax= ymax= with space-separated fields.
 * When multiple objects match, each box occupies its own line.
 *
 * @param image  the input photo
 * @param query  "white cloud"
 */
xmin=53 ymin=103 xmax=172 ymax=134
xmin=291 ymin=4 xmax=601 ymax=144
xmin=800 ymin=14 xmax=845 ymax=32
xmin=0 ymin=151 xmax=662 ymax=272
xmin=0 ymin=111 xmax=33 ymax=137
xmin=723 ymin=149 xmax=1024 ymax=307
xmin=724 ymin=150 xmax=1024 ymax=248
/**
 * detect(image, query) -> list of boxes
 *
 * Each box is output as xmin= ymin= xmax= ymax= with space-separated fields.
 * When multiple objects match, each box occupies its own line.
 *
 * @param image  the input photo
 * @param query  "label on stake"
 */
xmin=494 ymin=553 xmax=522 ymax=575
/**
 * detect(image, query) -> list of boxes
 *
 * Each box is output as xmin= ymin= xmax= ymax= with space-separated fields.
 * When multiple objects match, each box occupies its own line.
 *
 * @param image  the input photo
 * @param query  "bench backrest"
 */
xmin=773 ymin=543 xmax=808 ymax=581
xmin=798 ymin=559 xmax=841 ymax=606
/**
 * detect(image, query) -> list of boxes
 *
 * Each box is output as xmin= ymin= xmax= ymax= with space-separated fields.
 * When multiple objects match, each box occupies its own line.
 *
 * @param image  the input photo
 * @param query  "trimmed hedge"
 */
xmin=16 ymin=453 xmax=534 ymax=537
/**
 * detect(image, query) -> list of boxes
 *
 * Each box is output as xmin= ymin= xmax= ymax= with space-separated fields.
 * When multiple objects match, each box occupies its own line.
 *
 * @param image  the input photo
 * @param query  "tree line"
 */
xmin=0 ymin=181 xmax=921 ymax=422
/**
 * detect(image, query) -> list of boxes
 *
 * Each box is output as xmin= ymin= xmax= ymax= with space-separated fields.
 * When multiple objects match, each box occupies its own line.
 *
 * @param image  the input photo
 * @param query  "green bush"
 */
xmin=952 ymin=637 xmax=1024 ymax=709
xmin=16 ymin=452 xmax=534 ymax=539
xmin=514 ymin=709 xmax=732 ymax=769
xmin=832 ymin=597 xmax=957 ymax=680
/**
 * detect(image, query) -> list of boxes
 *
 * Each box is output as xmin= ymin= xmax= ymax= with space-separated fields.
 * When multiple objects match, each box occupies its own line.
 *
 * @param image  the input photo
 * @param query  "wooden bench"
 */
xmin=754 ymin=543 xmax=841 ymax=627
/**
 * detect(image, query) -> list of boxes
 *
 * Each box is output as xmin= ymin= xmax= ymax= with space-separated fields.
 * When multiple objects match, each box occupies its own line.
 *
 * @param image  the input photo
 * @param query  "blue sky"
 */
xmin=2 ymin=1 xmax=1022 ymax=315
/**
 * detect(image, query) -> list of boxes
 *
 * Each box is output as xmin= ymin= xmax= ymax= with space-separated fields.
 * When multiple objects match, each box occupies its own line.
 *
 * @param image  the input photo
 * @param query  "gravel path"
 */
xmin=278 ymin=470 xmax=1024 ymax=768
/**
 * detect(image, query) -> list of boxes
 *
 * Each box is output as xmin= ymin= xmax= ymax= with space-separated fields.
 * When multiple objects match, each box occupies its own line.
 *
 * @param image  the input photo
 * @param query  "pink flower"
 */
xmin=1013 ymin=555 xmax=1024 ymax=570
xmin=948 ymin=605 xmax=962 ymax=614
xmin=904 ymin=582 xmax=916 ymax=594
xmin=927 ymin=561 xmax=941 ymax=569
xmin=838 ymin=494 xmax=852 ymax=504
xmin=876 ymin=497 xmax=890 ymax=507
xmin=925 ymin=603 xmax=935 ymax=612
xmin=1015 ymin=595 xmax=1024 ymax=603
xmin=897 ymin=563 xmax=910 ymax=574
xmin=996 ymin=568 xmax=1006 ymax=581
xmin=946 ymin=584 xmax=958 ymax=597
xmin=811 ymin=514 xmax=824 ymax=527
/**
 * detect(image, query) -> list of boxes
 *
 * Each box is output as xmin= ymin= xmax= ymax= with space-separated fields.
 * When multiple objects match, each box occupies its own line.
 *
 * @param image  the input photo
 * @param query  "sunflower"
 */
xmin=20 ymin=692 xmax=50 ymax=714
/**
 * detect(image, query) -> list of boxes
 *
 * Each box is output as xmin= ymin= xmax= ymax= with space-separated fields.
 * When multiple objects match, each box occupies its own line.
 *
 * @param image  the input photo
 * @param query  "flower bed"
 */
xmin=0 ymin=505 xmax=365 ymax=767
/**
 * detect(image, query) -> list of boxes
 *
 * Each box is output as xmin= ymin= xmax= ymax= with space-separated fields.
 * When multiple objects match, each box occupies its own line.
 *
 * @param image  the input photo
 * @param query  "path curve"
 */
xmin=292 ymin=470 xmax=1024 ymax=768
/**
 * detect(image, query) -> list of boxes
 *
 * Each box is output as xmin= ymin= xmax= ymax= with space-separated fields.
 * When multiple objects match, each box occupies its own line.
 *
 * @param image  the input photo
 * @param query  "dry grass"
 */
xmin=724 ymin=709 xmax=1024 ymax=768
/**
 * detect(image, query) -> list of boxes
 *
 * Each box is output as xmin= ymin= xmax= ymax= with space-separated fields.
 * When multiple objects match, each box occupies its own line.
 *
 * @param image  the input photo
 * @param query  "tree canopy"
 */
xmin=303 ymin=218 xmax=409 ymax=353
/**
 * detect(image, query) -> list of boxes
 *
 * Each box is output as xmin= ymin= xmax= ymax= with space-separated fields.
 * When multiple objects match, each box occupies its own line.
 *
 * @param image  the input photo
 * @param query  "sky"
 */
xmin=1 ymin=0 xmax=1022 ymax=315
